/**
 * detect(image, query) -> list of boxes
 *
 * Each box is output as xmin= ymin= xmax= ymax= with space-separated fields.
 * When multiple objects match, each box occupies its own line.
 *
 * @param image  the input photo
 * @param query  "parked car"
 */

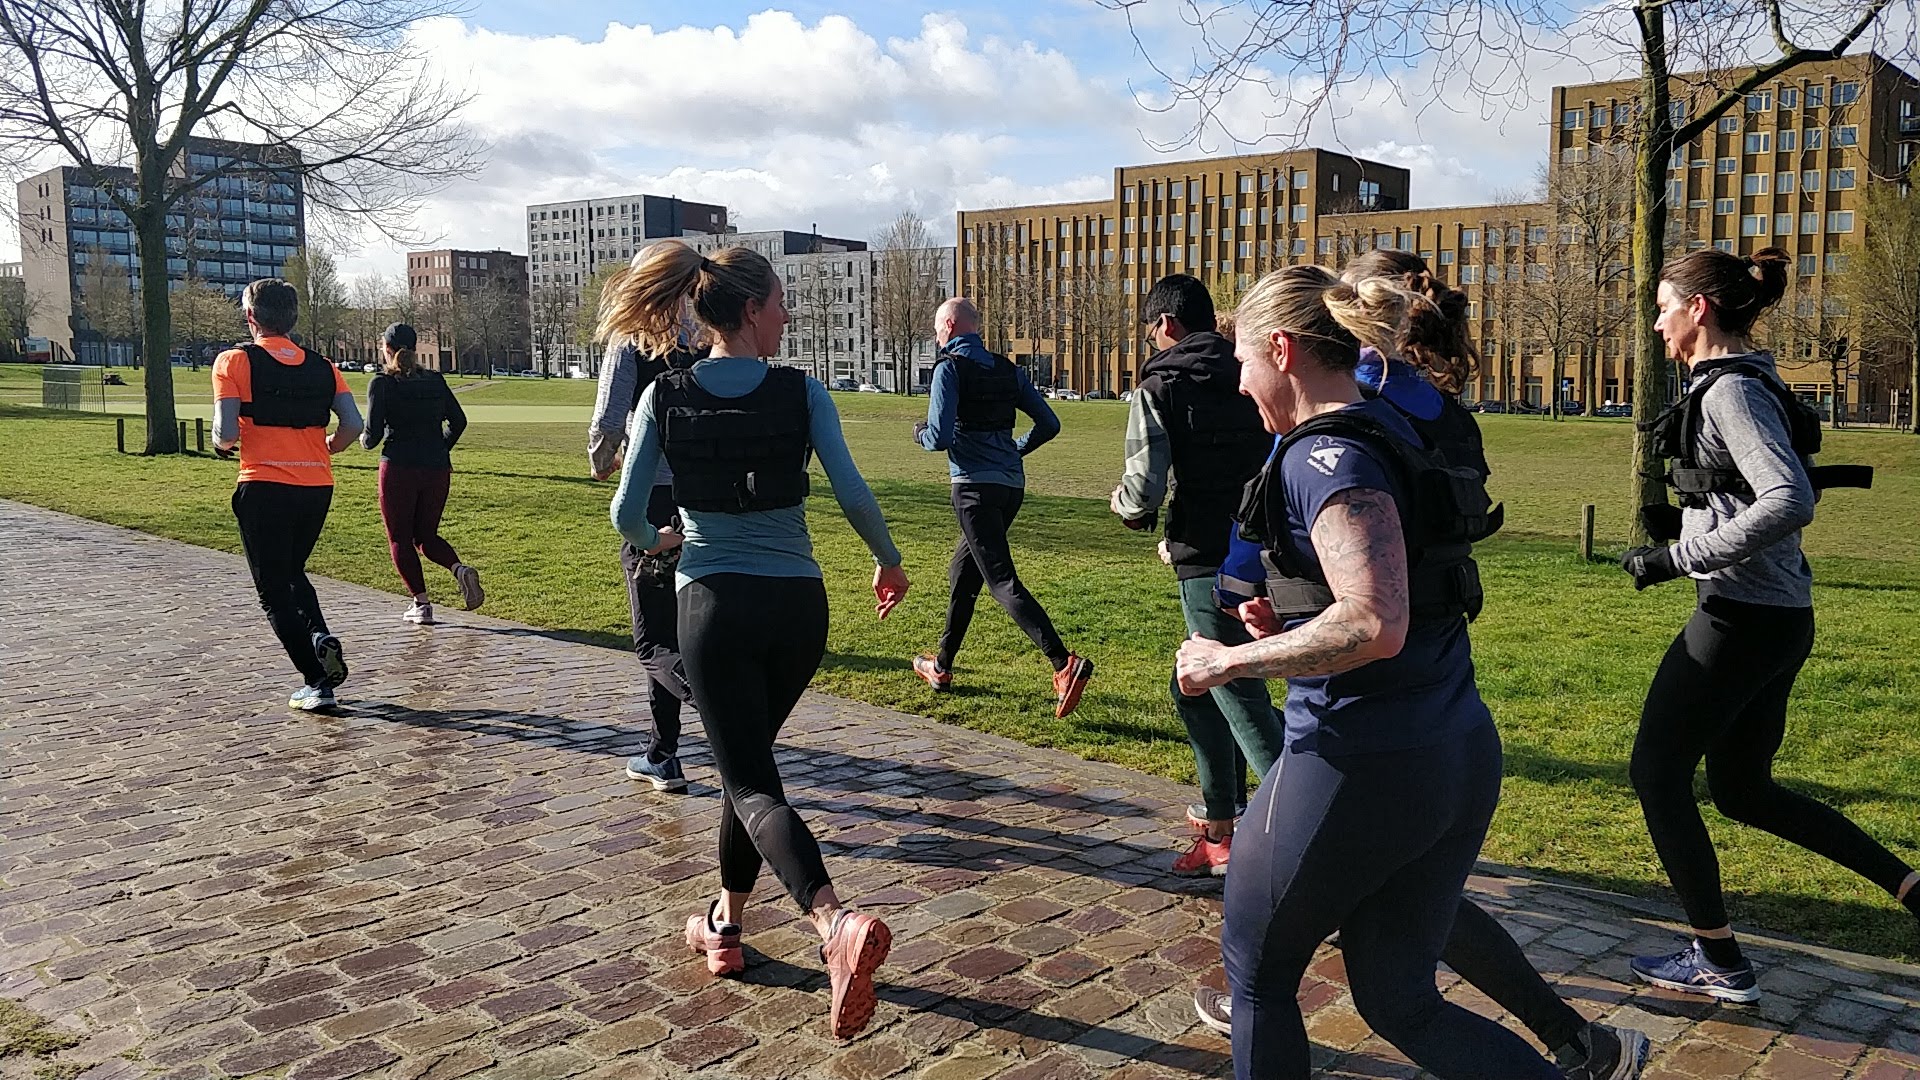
xmin=1118 ymin=389 xmax=1134 ymax=402
xmin=1557 ymin=399 xmax=1586 ymax=416
xmin=830 ymin=377 xmax=859 ymax=392
xmin=857 ymin=382 xmax=885 ymax=394
xmin=1473 ymin=400 xmax=1507 ymax=414
xmin=909 ymin=382 xmax=930 ymax=396
xmin=1509 ymin=400 xmax=1550 ymax=415
xmin=490 ymin=366 xmax=512 ymax=376
xmin=1086 ymin=389 xmax=1119 ymax=401
xmin=1056 ymin=389 xmax=1084 ymax=401
xmin=1593 ymin=403 xmax=1634 ymax=418
xmin=514 ymin=368 xmax=544 ymax=378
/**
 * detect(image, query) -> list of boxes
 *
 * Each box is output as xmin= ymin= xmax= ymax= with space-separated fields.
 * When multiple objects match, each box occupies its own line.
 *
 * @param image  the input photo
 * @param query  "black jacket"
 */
xmin=1136 ymin=332 xmax=1270 ymax=577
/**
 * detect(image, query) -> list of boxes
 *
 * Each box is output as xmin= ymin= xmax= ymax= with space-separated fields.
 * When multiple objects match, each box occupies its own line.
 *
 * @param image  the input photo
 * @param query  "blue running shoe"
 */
xmin=625 ymin=754 xmax=687 ymax=792
xmin=1629 ymin=941 xmax=1759 ymax=1003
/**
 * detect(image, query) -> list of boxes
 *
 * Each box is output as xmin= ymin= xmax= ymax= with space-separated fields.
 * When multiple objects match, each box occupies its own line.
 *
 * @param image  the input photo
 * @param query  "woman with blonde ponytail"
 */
xmin=605 ymin=240 xmax=909 ymax=1041
xmin=1174 ymin=265 xmax=1564 ymax=1080
xmin=362 ymin=323 xmax=480 ymax=623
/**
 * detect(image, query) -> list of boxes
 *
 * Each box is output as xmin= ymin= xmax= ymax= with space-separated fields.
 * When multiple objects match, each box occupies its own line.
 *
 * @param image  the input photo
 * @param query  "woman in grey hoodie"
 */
xmin=1621 ymin=247 xmax=1918 ymax=1002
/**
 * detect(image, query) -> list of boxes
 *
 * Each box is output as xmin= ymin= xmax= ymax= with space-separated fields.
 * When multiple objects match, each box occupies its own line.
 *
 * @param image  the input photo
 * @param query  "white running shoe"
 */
xmin=289 ymin=684 xmax=336 ymax=711
xmin=403 ymin=602 xmax=435 ymax=625
xmin=453 ymin=564 xmax=485 ymax=611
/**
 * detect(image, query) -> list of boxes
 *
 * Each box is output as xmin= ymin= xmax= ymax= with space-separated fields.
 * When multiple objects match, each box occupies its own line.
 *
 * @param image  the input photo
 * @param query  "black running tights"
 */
xmin=1630 ymin=593 xmax=1915 ymax=931
xmin=679 ymin=572 xmax=833 ymax=912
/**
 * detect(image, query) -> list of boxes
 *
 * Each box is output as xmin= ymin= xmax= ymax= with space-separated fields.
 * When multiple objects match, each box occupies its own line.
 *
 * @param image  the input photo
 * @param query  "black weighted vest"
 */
xmin=236 ymin=343 xmax=334 ymax=428
xmin=1236 ymin=411 xmax=1496 ymax=624
xmin=1159 ymin=374 xmax=1271 ymax=560
xmin=942 ymin=349 xmax=1019 ymax=432
xmin=656 ymin=365 xmax=812 ymax=513
xmin=1640 ymin=359 xmax=1872 ymax=510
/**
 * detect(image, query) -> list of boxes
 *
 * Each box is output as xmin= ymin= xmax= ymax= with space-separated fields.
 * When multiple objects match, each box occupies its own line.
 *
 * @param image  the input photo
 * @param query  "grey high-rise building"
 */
xmin=15 ymin=137 xmax=304 ymax=365
xmin=525 ymin=193 xmax=727 ymax=371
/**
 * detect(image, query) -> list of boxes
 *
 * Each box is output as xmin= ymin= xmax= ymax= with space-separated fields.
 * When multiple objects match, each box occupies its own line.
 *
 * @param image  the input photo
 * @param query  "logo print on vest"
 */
xmin=1307 ymin=438 xmax=1347 ymax=477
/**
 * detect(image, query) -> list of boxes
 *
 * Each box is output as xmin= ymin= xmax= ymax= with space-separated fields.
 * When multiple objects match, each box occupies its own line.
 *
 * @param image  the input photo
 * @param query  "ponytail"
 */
xmin=384 ymin=347 xmax=417 ymax=377
xmin=1660 ymin=246 xmax=1791 ymax=335
xmin=595 ymin=241 xmax=778 ymax=357
xmin=1343 ymin=250 xmax=1478 ymax=394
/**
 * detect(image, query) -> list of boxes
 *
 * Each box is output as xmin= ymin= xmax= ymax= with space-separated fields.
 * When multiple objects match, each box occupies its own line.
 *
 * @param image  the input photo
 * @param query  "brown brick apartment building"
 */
xmin=405 ymin=248 xmax=530 ymax=372
xmin=956 ymin=54 xmax=1919 ymax=415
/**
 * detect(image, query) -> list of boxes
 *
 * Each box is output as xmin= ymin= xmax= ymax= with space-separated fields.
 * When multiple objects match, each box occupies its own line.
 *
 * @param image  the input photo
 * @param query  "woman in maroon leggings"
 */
xmin=361 ymin=323 xmax=482 ymax=624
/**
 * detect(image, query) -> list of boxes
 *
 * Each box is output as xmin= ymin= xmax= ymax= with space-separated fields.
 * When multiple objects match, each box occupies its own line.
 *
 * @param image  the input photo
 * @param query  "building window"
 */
xmin=1292 ymin=170 xmax=1308 ymax=189
xmin=1716 ymin=116 xmax=1740 ymax=133
xmin=1461 ymin=228 xmax=1479 ymax=246
xmin=1742 ymin=174 xmax=1768 ymax=195
xmin=1614 ymin=103 xmax=1633 ymax=126
xmin=1459 ymin=266 xmax=1479 ymax=283
xmin=1170 ymin=213 xmax=1183 ymax=231
xmin=1103 ymin=218 xmax=1115 ymax=235
xmin=1747 ymin=90 xmax=1772 ymax=111
xmin=1716 ymin=157 xmax=1737 ymax=174
xmin=1743 ymin=132 xmax=1771 ymax=154
xmin=1438 ymin=250 xmax=1455 ymax=265
xmin=1317 ymin=237 xmax=1334 ymax=254
xmin=1562 ymin=108 xmax=1584 ymax=129
xmin=1715 ymin=197 xmax=1736 ymax=214
xmin=1826 ymin=253 xmax=1850 ymax=274
xmin=1590 ymin=106 xmax=1607 ymax=127
xmin=1238 ymin=209 xmax=1254 ymax=226
xmin=1797 ymin=254 xmax=1816 ymax=276
xmin=1776 ymin=129 xmax=1796 ymax=152
xmin=1528 ymin=226 xmax=1547 ymax=244
xmin=1291 ymin=205 xmax=1308 ymax=222
xmin=1832 ymin=125 xmax=1858 ymax=147
xmin=1806 ymin=128 xmax=1823 ymax=149
xmin=1714 ymin=239 xmax=1735 ymax=252
xmin=1562 ymin=147 xmax=1587 ymax=164
xmin=1170 ymin=181 xmax=1185 ymax=198
xmin=1801 ymin=211 xmax=1819 ymax=234
xmin=1740 ymin=214 xmax=1767 ymax=236
xmin=1834 ymin=81 xmax=1859 ymax=105
xmin=1123 ymin=188 xmax=1136 ymax=203
xmin=1775 ymin=213 xmax=1793 ymax=234
xmin=1802 ymin=169 xmax=1821 ymax=191
xmin=1827 ymin=210 xmax=1854 ymax=232
xmin=1776 ymin=171 xmax=1795 ymax=193
xmin=1829 ymin=168 xmax=1856 ymax=190
xmin=1238 ymin=242 xmax=1253 ymax=258
xmin=1291 ymin=238 xmax=1307 ymax=256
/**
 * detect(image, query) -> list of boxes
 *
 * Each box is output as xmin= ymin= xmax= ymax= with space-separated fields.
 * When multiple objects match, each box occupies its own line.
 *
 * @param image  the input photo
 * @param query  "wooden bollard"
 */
xmin=1579 ymin=504 xmax=1596 ymax=561
xmin=195 ymin=417 xmax=206 ymax=454
xmin=177 ymin=420 xmax=187 ymax=450
xmin=116 ymin=417 xmax=125 ymax=454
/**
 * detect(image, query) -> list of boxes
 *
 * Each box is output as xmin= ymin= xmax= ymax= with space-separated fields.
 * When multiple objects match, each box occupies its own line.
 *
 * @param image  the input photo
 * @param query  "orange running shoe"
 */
xmin=1172 ymin=832 xmax=1232 ymax=877
xmin=911 ymin=654 xmax=952 ymax=691
xmin=1053 ymin=653 xmax=1095 ymax=718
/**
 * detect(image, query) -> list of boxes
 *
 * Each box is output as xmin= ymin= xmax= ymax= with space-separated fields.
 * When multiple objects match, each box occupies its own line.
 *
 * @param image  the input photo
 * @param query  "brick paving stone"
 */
xmin=5 ymin=499 xmax=1918 ymax=1080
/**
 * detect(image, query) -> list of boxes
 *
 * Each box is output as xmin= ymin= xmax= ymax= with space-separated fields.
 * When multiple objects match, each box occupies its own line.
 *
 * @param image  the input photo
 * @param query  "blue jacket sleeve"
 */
xmin=918 ymin=361 xmax=956 ymax=452
xmin=809 ymin=381 xmax=903 ymax=567
xmin=610 ymin=383 xmax=666 ymax=549
xmin=1014 ymin=371 xmax=1060 ymax=456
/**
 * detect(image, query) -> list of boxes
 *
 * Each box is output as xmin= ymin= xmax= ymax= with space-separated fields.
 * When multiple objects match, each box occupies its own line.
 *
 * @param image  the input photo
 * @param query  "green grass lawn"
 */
xmin=3 ymin=383 xmax=1918 ymax=960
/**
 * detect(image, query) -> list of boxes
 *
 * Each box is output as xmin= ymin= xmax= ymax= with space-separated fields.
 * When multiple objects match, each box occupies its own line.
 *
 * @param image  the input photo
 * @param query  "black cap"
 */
xmin=383 ymin=323 xmax=417 ymax=350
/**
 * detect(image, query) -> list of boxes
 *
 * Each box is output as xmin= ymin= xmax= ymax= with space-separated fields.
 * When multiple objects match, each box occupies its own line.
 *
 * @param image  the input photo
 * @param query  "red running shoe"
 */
xmin=1053 ymin=653 xmax=1094 ymax=718
xmin=821 ymin=910 xmax=891 ymax=1039
xmin=1172 ymin=832 xmax=1232 ymax=877
xmin=911 ymin=654 xmax=952 ymax=691
xmin=685 ymin=909 xmax=744 ymax=977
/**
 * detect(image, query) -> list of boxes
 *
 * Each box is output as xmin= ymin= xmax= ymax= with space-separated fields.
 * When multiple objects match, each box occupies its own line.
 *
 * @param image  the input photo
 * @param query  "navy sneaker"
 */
xmin=312 ymin=632 xmax=349 ymax=690
xmin=1629 ymin=941 xmax=1759 ymax=1003
xmin=625 ymin=754 xmax=687 ymax=792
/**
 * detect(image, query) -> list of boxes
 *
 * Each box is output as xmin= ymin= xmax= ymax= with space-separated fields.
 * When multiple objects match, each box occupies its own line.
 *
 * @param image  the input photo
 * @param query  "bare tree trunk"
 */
xmin=1628 ymin=6 xmax=1675 ymax=542
xmin=133 ymin=186 xmax=178 ymax=454
xmin=1909 ymin=321 xmax=1919 ymax=434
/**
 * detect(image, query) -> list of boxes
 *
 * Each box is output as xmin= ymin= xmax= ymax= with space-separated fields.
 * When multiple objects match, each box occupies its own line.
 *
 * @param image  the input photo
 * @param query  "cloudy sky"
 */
xmin=26 ymin=0 xmax=1893 ymax=278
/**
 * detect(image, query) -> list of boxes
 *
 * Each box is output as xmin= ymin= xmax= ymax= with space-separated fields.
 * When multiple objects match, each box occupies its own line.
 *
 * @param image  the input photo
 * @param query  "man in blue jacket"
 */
xmin=911 ymin=298 xmax=1094 ymax=718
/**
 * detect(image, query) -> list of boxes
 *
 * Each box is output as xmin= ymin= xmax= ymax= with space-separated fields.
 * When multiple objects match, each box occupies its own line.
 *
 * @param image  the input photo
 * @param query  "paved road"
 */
xmin=3 ymin=499 xmax=1917 ymax=1079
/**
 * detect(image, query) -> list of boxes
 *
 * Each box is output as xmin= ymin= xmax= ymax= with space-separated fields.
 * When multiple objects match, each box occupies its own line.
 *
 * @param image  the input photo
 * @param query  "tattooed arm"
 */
xmin=1175 ymin=487 xmax=1410 ymax=693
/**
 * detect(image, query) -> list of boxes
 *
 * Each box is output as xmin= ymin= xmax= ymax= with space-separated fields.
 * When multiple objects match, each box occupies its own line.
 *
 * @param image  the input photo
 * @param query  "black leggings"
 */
xmin=620 ymin=485 xmax=691 ymax=756
xmin=1221 ymin=723 xmax=1556 ymax=1080
xmin=680 ymin=573 xmax=833 ymax=912
xmin=938 ymin=483 xmax=1068 ymax=671
xmin=232 ymin=481 xmax=333 ymax=685
xmin=1631 ymin=593 xmax=1914 ymax=931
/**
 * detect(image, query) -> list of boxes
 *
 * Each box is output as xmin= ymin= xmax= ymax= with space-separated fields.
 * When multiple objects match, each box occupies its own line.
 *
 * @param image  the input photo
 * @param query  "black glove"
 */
xmin=1620 ymin=544 xmax=1681 ymax=591
xmin=912 ymin=421 xmax=928 ymax=444
xmin=1639 ymin=503 xmax=1683 ymax=544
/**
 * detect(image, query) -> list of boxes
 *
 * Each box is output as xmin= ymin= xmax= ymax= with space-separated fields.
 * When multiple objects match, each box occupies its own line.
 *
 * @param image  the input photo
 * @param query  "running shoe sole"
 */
xmin=1193 ymin=986 xmax=1231 ymax=1036
xmin=827 ymin=914 xmax=891 ymax=1040
xmin=455 ymin=565 xmax=485 ymax=611
xmin=1631 ymin=966 xmax=1761 ymax=1003
xmin=403 ymin=610 xmax=435 ymax=625
xmin=1054 ymin=656 xmax=1094 ymax=718
xmin=314 ymin=634 xmax=349 ymax=690
xmin=1170 ymin=857 xmax=1230 ymax=878
xmin=684 ymin=914 xmax=744 ymax=976
xmin=625 ymin=761 xmax=689 ymax=792
xmin=288 ymin=690 xmax=336 ymax=712
xmin=1608 ymin=1027 xmax=1651 ymax=1080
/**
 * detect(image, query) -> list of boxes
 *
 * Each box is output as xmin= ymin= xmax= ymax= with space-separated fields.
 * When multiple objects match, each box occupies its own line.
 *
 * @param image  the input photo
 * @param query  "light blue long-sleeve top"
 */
xmin=610 ymin=356 xmax=902 ymax=585
xmin=916 ymin=333 xmax=1059 ymax=487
